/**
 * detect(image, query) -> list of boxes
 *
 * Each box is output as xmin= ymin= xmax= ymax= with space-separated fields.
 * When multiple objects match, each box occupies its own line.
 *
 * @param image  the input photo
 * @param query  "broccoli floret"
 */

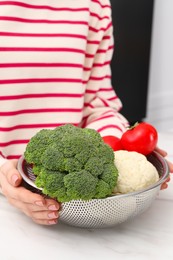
xmin=24 ymin=129 xmax=53 ymax=165
xmin=85 ymin=157 xmax=104 ymax=177
xmin=35 ymin=169 xmax=69 ymax=202
xmin=64 ymin=170 xmax=98 ymax=201
xmin=97 ymin=143 xmax=115 ymax=163
xmin=100 ymin=164 xmax=119 ymax=191
xmin=42 ymin=145 xmax=66 ymax=171
xmin=82 ymin=128 xmax=103 ymax=147
xmin=32 ymin=165 xmax=42 ymax=176
xmin=94 ymin=180 xmax=112 ymax=199
xmin=24 ymin=124 xmax=118 ymax=202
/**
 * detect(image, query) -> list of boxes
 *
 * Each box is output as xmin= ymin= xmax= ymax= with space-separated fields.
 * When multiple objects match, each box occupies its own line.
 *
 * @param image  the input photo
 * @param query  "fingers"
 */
xmin=0 ymin=160 xmax=60 ymax=225
xmin=4 ymin=191 xmax=60 ymax=226
xmin=160 ymin=175 xmax=171 ymax=190
xmin=155 ymin=146 xmax=167 ymax=157
xmin=161 ymin=182 xmax=168 ymax=190
xmin=167 ymin=160 xmax=173 ymax=173
xmin=1 ymin=159 xmax=22 ymax=187
xmin=7 ymin=189 xmax=60 ymax=225
xmin=166 ymin=176 xmax=171 ymax=183
xmin=155 ymin=146 xmax=172 ymax=191
xmin=30 ymin=200 xmax=60 ymax=225
xmin=155 ymin=145 xmax=173 ymax=174
xmin=9 ymin=186 xmax=46 ymax=205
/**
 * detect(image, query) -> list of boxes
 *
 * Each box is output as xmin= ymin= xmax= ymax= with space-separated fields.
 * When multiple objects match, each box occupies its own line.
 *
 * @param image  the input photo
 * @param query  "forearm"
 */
xmin=82 ymin=108 xmax=128 ymax=138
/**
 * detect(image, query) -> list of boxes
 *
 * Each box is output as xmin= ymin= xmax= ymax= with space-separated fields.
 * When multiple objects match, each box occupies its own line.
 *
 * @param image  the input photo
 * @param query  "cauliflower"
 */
xmin=113 ymin=150 xmax=159 ymax=194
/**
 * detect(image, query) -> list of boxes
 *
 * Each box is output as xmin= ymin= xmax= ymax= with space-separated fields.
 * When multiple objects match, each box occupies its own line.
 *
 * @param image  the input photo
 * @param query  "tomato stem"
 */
xmin=127 ymin=122 xmax=139 ymax=130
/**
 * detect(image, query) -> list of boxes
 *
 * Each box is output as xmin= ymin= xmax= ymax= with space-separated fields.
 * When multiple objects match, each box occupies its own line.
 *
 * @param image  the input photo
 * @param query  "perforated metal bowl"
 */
xmin=17 ymin=152 xmax=169 ymax=228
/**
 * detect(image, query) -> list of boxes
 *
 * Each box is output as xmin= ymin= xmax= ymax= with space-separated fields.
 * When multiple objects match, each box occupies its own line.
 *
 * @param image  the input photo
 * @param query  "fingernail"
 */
xmin=12 ymin=175 xmax=19 ymax=185
xmin=48 ymin=212 xmax=58 ymax=219
xmin=35 ymin=201 xmax=44 ymax=206
xmin=48 ymin=204 xmax=59 ymax=210
xmin=48 ymin=220 xmax=57 ymax=225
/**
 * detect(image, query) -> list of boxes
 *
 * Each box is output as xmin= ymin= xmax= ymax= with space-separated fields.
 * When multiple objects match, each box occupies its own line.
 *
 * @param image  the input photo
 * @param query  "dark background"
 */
xmin=110 ymin=0 xmax=154 ymax=124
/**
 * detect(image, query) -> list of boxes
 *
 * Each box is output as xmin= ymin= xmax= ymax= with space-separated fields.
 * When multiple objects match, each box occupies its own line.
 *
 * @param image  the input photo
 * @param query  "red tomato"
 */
xmin=120 ymin=122 xmax=158 ymax=155
xmin=102 ymin=136 xmax=123 ymax=151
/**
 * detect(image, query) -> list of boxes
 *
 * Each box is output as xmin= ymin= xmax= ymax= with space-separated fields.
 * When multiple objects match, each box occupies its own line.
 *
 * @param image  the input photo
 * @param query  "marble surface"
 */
xmin=0 ymin=132 xmax=173 ymax=260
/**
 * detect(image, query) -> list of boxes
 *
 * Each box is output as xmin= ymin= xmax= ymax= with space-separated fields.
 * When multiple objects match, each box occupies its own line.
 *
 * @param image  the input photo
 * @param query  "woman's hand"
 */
xmin=0 ymin=160 xmax=60 ymax=225
xmin=155 ymin=147 xmax=173 ymax=190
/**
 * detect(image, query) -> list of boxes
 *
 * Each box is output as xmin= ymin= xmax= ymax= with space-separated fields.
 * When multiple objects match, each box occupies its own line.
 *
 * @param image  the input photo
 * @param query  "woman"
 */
xmin=0 ymin=0 xmax=172 ymax=225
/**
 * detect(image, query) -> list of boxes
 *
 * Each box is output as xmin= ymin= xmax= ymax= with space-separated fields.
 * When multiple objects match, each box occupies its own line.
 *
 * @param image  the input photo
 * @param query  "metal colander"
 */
xmin=17 ymin=152 xmax=169 ymax=228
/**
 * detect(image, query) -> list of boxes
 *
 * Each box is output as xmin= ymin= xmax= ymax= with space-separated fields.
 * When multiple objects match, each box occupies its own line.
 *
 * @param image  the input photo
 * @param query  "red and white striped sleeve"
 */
xmin=81 ymin=0 xmax=129 ymax=137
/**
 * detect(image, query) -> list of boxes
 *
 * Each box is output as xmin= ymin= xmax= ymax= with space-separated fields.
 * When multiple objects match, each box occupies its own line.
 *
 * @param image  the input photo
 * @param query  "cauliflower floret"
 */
xmin=113 ymin=150 xmax=159 ymax=194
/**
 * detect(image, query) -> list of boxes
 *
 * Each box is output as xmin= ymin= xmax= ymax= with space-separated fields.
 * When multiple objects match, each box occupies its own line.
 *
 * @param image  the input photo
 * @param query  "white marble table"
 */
xmin=0 ymin=132 xmax=173 ymax=260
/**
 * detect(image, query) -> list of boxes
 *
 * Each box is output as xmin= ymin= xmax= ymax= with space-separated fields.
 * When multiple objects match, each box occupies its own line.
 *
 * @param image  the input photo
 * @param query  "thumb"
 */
xmin=11 ymin=172 xmax=22 ymax=187
xmin=3 ymin=159 xmax=22 ymax=187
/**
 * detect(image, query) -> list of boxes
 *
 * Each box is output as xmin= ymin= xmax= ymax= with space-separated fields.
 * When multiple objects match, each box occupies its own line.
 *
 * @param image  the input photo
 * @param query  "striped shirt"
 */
xmin=0 ymin=0 xmax=128 ymax=165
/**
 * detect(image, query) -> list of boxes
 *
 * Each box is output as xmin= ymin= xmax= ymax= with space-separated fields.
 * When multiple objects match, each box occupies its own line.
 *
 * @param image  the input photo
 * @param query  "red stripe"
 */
xmin=0 ymin=47 xmax=113 ymax=55
xmin=85 ymin=53 xmax=95 ymax=58
xmin=91 ymin=0 xmax=111 ymax=8
xmin=0 ymin=32 xmax=104 ymax=45
xmin=0 ymin=151 xmax=6 ymax=158
xmin=87 ymin=35 xmax=111 ymax=44
xmin=103 ymin=35 xmax=111 ymax=40
xmin=108 ymin=96 xmax=119 ymax=101
xmin=0 ymin=108 xmax=82 ymax=116
xmin=0 ymin=1 xmax=90 ymax=12
xmin=0 ymin=16 xmax=112 ymax=31
xmin=82 ymin=109 xmax=116 ymax=121
xmin=85 ymin=47 xmax=113 ymax=58
xmin=83 ymin=75 xmax=111 ymax=84
xmin=87 ymin=40 xmax=100 ymax=45
xmin=99 ymin=87 xmax=114 ymax=92
xmin=0 ymin=35 xmax=105 ymax=47
xmin=0 ymin=93 xmax=84 ymax=100
xmin=0 ymin=32 xmax=87 ymax=39
xmin=86 ymin=89 xmax=96 ymax=94
xmin=84 ymin=63 xmax=110 ymax=70
xmin=93 ymin=114 xmax=116 ymax=123
xmin=0 ymin=140 xmax=28 ymax=147
xmin=0 ymin=16 xmax=88 ymax=25
xmin=97 ymin=45 xmax=114 ymax=53
xmin=90 ymin=12 xmax=109 ymax=20
xmin=0 ymin=47 xmax=85 ymax=53
xmin=84 ymin=102 xmax=94 ymax=109
xmin=0 ymin=78 xmax=82 ymax=84
xmin=82 ymin=114 xmax=116 ymax=128
xmin=87 ymin=36 xmax=111 ymax=45
xmin=0 ymin=63 xmax=83 ymax=68
xmin=98 ymin=97 xmax=109 ymax=107
xmin=89 ymin=22 xmax=112 ymax=33
xmin=0 ymin=2 xmax=109 ymax=20
xmin=7 ymin=155 xmax=21 ymax=159
xmin=83 ymin=67 xmax=91 ymax=71
xmin=84 ymin=61 xmax=111 ymax=70
xmin=0 ymin=123 xmax=78 ymax=131
xmin=90 ymin=96 xmax=109 ymax=107
xmin=97 ymin=125 xmax=123 ymax=133
xmin=93 ymin=61 xmax=110 ymax=67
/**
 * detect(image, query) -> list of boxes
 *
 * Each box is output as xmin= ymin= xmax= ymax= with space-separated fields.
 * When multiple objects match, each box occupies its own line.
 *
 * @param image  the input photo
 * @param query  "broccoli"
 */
xmin=24 ymin=124 xmax=118 ymax=202
xmin=24 ymin=129 xmax=53 ymax=165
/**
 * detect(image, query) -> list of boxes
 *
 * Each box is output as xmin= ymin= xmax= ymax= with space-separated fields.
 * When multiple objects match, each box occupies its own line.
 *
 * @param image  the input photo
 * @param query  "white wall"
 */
xmin=146 ymin=0 xmax=173 ymax=132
